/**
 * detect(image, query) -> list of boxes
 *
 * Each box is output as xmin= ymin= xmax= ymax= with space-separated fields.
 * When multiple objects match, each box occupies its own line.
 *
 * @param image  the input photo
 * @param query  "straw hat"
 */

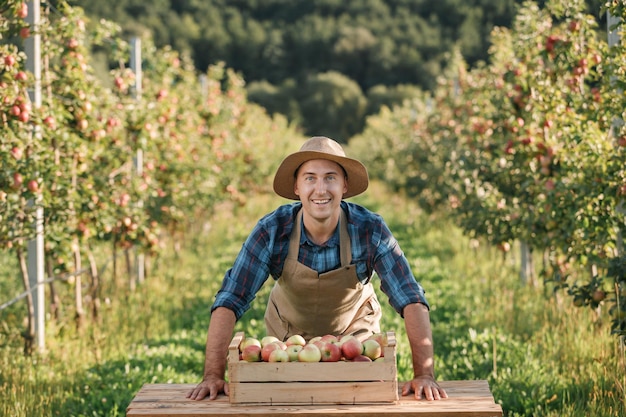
xmin=273 ymin=136 xmax=369 ymax=200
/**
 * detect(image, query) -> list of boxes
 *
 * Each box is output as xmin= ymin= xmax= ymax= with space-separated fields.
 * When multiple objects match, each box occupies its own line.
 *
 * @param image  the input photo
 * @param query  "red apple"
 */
xmin=285 ymin=334 xmax=306 ymax=347
xmin=10 ymin=147 xmax=22 ymax=160
xmin=268 ymin=348 xmax=289 ymax=363
xmin=298 ymin=344 xmax=321 ymax=363
xmin=43 ymin=116 xmax=56 ymax=129
xmin=351 ymin=354 xmax=372 ymax=362
xmin=340 ymin=336 xmax=363 ymax=360
xmin=362 ymin=339 xmax=382 ymax=360
xmin=286 ymin=344 xmax=303 ymax=361
xmin=261 ymin=342 xmax=283 ymax=362
xmin=27 ymin=179 xmax=39 ymax=193
xmin=241 ymin=345 xmax=262 ymax=362
xmin=4 ymin=55 xmax=16 ymax=68
xmin=320 ymin=334 xmax=339 ymax=344
xmin=19 ymin=27 xmax=30 ymax=39
xmin=12 ymin=172 xmax=23 ymax=190
xmin=239 ymin=337 xmax=261 ymax=353
xmin=366 ymin=332 xmax=388 ymax=348
xmin=592 ymin=290 xmax=606 ymax=303
xmin=320 ymin=342 xmax=342 ymax=362
xmin=16 ymin=2 xmax=28 ymax=19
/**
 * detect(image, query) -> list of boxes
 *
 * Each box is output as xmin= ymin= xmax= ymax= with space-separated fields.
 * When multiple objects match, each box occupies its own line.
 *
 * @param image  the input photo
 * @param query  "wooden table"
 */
xmin=126 ymin=380 xmax=503 ymax=416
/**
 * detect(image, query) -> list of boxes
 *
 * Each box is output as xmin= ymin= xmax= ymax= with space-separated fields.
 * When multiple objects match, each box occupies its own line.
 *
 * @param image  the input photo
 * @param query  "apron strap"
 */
xmin=287 ymin=208 xmax=352 ymax=266
xmin=339 ymin=209 xmax=352 ymax=266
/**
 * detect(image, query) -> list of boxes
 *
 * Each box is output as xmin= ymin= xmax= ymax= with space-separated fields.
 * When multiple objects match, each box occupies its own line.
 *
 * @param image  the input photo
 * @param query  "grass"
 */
xmin=0 ymin=183 xmax=625 ymax=416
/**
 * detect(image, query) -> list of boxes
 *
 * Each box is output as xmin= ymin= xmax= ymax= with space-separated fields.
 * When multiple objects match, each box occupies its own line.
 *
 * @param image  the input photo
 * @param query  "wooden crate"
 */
xmin=227 ymin=331 xmax=399 ymax=405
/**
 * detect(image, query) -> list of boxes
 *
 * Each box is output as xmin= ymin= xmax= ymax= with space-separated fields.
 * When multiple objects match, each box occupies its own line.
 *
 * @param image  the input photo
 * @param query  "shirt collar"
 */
xmin=299 ymin=216 xmax=340 ymax=248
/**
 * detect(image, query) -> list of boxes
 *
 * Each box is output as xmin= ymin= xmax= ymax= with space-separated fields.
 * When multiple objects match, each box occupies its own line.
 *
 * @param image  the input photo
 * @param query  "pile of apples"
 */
xmin=238 ymin=333 xmax=387 ymax=363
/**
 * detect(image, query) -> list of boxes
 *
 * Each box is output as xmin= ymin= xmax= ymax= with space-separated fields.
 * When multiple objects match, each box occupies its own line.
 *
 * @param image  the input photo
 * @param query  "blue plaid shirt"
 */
xmin=211 ymin=201 xmax=429 ymax=320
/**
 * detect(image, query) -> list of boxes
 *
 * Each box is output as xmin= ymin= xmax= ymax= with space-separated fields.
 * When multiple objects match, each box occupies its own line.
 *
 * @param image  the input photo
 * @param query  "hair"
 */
xmin=294 ymin=161 xmax=349 ymax=180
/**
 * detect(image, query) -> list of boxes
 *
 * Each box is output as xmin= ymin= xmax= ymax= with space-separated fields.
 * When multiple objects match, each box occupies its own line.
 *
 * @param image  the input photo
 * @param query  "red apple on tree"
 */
xmin=16 ymin=2 xmax=28 ymax=19
xmin=27 ymin=179 xmax=39 ymax=193
xmin=4 ymin=55 xmax=16 ymax=68
xmin=12 ymin=172 xmax=23 ymax=190
xmin=10 ymin=147 xmax=22 ymax=160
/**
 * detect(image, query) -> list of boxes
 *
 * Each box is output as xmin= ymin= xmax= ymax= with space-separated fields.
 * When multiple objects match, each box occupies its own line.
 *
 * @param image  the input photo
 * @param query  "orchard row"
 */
xmin=351 ymin=1 xmax=626 ymax=338
xmin=0 ymin=0 xmax=298 ymax=342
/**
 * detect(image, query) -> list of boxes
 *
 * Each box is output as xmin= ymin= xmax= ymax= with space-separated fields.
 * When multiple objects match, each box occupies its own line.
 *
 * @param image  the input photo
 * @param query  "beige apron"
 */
xmin=264 ymin=209 xmax=382 ymax=341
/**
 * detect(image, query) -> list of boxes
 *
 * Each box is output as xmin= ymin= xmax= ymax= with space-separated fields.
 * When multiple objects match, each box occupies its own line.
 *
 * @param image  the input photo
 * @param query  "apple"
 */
xmin=16 ymin=2 xmax=28 ymax=19
xmin=4 ymin=55 xmax=16 ymax=68
xmin=261 ymin=341 xmax=283 ymax=362
xmin=239 ymin=337 xmax=261 ymax=353
xmin=362 ymin=339 xmax=382 ymax=360
xmin=351 ymin=354 xmax=372 ymax=362
xmin=592 ymin=290 xmax=606 ymax=303
xmin=320 ymin=341 xmax=342 ymax=362
xmin=340 ymin=335 xmax=363 ymax=360
xmin=241 ymin=344 xmax=262 ymax=362
xmin=12 ymin=172 xmax=23 ymax=190
xmin=298 ymin=344 xmax=321 ymax=362
xmin=261 ymin=335 xmax=280 ymax=347
xmin=285 ymin=334 xmax=306 ymax=347
xmin=366 ymin=332 xmax=388 ymax=348
xmin=27 ymin=179 xmax=39 ymax=193
xmin=268 ymin=348 xmax=290 ymax=363
xmin=10 ymin=147 xmax=22 ymax=160
xmin=308 ymin=336 xmax=322 ymax=344
xmin=286 ymin=344 xmax=303 ymax=361
xmin=320 ymin=334 xmax=339 ymax=344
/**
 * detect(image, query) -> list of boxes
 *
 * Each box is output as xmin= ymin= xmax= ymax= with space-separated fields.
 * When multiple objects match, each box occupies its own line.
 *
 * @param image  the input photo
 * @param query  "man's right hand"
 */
xmin=186 ymin=376 xmax=229 ymax=401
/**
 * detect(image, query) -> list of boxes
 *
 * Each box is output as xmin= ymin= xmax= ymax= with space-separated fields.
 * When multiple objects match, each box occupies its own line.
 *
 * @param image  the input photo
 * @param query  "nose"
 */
xmin=314 ymin=179 xmax=326 ymax=195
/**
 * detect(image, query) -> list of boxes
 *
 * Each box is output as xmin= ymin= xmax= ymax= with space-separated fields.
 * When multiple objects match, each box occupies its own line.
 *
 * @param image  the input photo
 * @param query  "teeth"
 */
xmin=313 ymin=199 xmax=330 ymax=204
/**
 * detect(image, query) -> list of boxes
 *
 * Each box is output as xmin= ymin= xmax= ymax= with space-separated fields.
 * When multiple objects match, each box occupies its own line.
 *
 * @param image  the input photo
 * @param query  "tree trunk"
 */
xmin=17 ymin=247 xmax=35 ymax=355
xmin=73 ymin=238 xmax=85 ymax=329
xmin=86 ymin=245 xmax=100 ymax=322
xmin=46 ymin=258 xmax=61 ymax=321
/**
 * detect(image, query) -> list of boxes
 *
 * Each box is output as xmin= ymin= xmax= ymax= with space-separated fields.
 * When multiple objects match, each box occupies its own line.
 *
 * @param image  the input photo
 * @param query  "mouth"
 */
xmin=312 ymin=199 xmax=331 ymax=205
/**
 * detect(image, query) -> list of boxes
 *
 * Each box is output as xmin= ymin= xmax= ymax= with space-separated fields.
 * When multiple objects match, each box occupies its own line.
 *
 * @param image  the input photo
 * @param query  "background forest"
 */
xmin=65 ymin=0 xmax=604 ymax=140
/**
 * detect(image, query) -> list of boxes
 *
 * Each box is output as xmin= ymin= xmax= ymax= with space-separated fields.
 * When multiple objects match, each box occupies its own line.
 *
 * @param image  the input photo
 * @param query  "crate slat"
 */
xmin=229 ymin=381 xmax=399 ymax=405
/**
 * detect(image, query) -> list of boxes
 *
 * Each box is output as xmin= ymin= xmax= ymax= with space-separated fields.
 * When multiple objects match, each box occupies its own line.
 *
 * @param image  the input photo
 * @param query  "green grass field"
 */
xmin=0 ymin=183 xmax=624 ymax=416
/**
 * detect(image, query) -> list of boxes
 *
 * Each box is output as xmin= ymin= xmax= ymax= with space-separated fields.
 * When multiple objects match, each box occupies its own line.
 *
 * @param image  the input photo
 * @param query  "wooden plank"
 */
xmin=229 ymin=381 xmax=398 ymax=405
xmin=126 ymin=381 xmax=503 ymax=417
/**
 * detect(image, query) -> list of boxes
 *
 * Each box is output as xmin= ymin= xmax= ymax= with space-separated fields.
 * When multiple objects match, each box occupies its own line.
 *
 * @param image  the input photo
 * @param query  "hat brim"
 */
xmin=273 ymin=150 xmax=369 ymax=200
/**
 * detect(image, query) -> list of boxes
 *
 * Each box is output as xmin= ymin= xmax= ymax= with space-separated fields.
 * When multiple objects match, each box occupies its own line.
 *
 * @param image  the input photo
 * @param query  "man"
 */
xmin=187 ymin=136 xmax=447 ymax=401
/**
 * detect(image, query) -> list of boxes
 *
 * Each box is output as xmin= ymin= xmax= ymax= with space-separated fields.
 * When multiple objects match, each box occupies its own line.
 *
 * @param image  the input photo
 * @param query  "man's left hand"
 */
xmin=401 ymin=375 xmax=448 ymax=400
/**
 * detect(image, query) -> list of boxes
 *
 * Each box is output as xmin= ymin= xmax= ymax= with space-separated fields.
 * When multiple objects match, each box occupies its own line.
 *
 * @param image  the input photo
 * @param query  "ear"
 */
xmin=294 ymin=182 xmax=300 ymax=197
xmin=343 ymin=177 xmax=348 ymax=195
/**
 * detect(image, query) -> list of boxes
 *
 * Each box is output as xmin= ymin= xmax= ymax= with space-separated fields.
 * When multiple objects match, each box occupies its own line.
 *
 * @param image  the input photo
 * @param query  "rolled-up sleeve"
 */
xmin=211 ymin=225 xmax=272 ymax=320
xmin=373 ymin=221 xmax=429 ymax=315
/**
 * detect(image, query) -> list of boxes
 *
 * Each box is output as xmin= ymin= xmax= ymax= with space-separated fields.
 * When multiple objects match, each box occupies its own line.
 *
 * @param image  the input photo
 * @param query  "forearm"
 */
xmin=202 ymin=307 xmax=237 ymax=380
xmin=403 ymin=302 xmax=435 ymax=378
